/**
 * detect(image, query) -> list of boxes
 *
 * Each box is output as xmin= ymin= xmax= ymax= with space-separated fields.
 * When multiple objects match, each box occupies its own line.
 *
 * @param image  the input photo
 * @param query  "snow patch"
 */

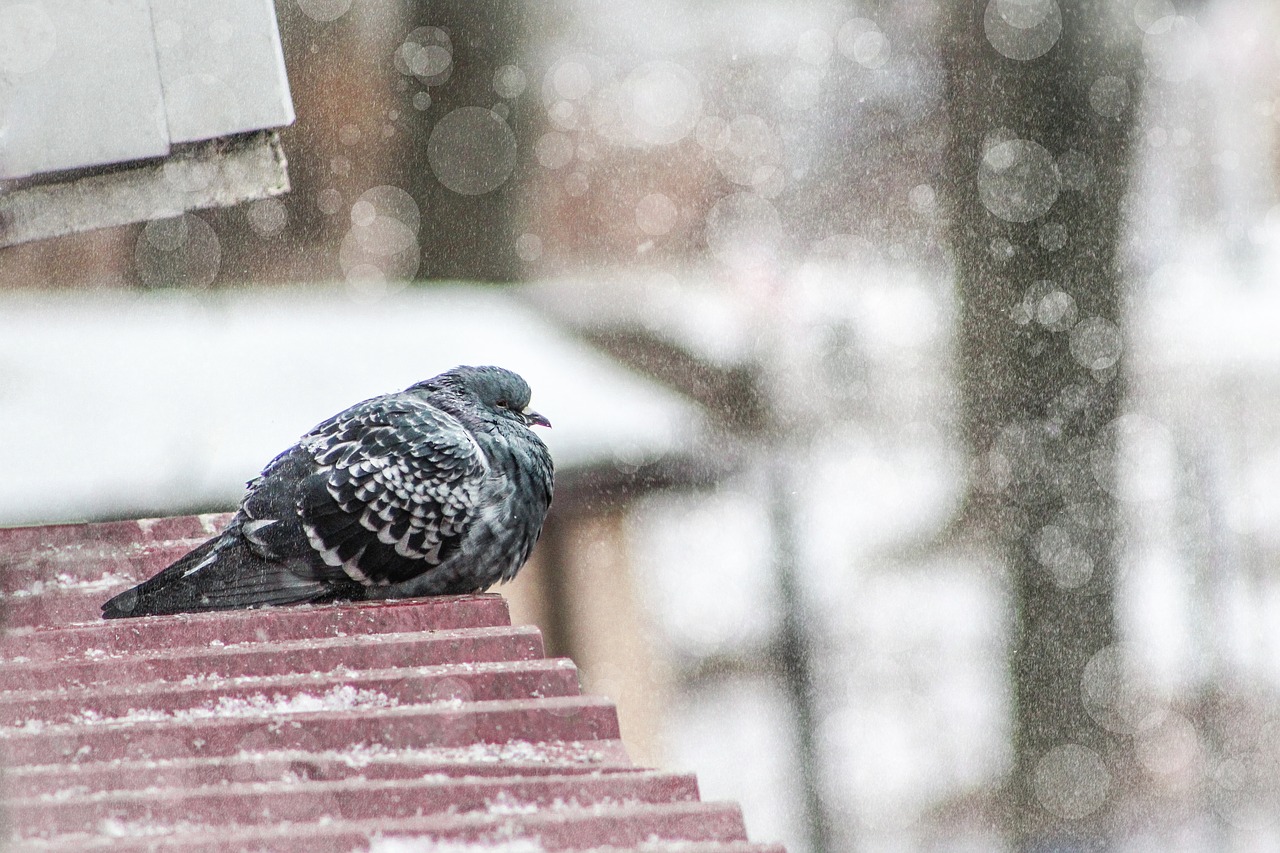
xmin=165 ymin=685 xmax=400 ymax=721
xmin=324 ymin=740 xmax=608 ymax=769
xmin=0 ymin=571 xmax=134 ymax=599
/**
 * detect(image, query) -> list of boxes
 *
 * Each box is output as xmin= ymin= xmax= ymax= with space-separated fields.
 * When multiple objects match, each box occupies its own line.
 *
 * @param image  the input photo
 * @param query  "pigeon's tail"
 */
xmin=101 ymin=528 xmax=339 ymax=619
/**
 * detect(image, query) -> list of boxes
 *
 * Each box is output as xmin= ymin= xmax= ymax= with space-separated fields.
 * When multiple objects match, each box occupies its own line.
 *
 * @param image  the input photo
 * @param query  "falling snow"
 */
xmin=3 ymin=0 xmax=1280 ymax=851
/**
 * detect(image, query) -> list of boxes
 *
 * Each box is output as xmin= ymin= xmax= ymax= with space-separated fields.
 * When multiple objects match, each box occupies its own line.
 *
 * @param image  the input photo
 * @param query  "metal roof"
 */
xmin=0 ymin=513 xmax=783 ymax=851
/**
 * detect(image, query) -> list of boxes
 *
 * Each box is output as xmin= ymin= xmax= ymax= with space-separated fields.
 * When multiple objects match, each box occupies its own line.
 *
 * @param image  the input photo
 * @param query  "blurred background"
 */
xmin=3 ymin=0 xmax=1280 ymax=850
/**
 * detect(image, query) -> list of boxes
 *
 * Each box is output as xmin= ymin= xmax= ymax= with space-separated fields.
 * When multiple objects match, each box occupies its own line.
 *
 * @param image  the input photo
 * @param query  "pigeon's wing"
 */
xmin=293 ymin=397 xmax=489 ymax=588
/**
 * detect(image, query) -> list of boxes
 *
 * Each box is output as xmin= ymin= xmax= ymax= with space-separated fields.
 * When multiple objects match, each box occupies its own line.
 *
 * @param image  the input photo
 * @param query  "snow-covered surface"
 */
xmin=308 ymin=740 xmax=613 ymax=769
xmin=11 ymin=685 xmax=401 ymax=731
xmin=0 ymin=572 xmax=131 ymax=601
xmin=0 ymin=285 xmax=706 ymax=526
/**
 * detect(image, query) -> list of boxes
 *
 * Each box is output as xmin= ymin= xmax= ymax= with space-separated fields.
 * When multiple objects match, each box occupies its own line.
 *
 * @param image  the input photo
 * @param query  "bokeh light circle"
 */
xmin=427 ymin=107 xmax=518 ymax=196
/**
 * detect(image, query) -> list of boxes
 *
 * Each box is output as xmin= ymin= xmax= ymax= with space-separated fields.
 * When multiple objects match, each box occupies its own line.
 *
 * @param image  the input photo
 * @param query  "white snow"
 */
xmin=5 ymin=685 xmax=402 ymax=733
xmin=318 ymin=740 xmax=609 ymax=769
xmin=0 ymin=571 xmax=134 ymax=599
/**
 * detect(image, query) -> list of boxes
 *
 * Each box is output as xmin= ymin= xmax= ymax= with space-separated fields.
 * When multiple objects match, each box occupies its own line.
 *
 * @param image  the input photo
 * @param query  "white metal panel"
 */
xmin=0 ymin=0 xmax=170 ymax=179
xmin=150 ymin=0 xmax=295 ymax=144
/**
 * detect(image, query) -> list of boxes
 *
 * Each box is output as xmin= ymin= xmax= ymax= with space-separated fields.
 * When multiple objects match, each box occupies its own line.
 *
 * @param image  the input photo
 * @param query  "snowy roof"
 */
xmin=0 ymin=286 xmax=708 ymax=526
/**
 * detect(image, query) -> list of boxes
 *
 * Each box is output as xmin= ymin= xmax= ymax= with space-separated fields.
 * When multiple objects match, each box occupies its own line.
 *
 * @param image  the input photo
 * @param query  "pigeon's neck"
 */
xmin=417 ymin=389 xmax=504 ymax=445
xmin=416 ymin=390 xmax=482 ymax=427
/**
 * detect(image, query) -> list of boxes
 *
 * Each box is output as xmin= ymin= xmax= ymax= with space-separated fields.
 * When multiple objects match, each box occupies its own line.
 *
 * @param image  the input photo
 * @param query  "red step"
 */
xmin=0 ymin=625 xmax=545 ymax=691
xmin=0 ymin=514 xmax=232 ymax=626
xmin=0 ymin=514 xmax=232 ymax=555
xmin=0 ymin=594 xmax=514 ymax=661
xmin=29 ymin=801 xmax=753 ymax=852
xmin=0 ymin=695 xmax=623 ymax=766
xmin=0 ymin=514 xmax=232 ymax=584
xmin=0 ymin=658 xmax=581 ymax=728
xmin=10 ymin=769 xmax=701 ymax=836
xmin=4 ymin=739 xmax=639 ymax=799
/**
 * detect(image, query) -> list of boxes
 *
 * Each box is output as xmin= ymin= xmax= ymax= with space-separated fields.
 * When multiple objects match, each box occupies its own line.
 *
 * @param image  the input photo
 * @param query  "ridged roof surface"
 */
xmin=0 ymin=514 xmax=783 ymax=852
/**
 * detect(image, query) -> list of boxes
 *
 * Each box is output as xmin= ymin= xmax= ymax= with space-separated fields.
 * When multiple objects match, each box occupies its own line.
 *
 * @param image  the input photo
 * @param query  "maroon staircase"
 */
xmin=0 ymin=515 xmax=782 ymax=852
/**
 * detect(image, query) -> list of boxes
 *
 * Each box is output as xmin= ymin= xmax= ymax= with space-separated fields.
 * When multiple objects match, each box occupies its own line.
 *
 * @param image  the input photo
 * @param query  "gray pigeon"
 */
xmin=102 ymin=365 xmax=553 ymax=619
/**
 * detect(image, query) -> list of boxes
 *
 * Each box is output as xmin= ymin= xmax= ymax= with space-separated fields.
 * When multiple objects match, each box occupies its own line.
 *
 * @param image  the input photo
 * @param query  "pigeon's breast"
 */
xmin=399 ymin=424 xmax=553 ymax=595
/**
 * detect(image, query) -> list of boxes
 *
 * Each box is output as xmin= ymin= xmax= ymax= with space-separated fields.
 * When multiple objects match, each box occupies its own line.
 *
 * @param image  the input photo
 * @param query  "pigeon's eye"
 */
xmin=495 ymin=400 xmax=509 ymax=409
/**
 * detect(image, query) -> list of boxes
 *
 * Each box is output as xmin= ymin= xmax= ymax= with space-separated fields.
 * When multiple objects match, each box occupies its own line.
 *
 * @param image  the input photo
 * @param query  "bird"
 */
xmin=102 ymin=365 xmax=553 ymax=619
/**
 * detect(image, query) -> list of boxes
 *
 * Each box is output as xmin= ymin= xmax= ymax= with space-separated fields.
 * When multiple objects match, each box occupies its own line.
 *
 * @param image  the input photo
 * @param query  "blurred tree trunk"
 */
xmin=403 ymin=1 xmax=538 ymax=282
xmin=938 ymin=3 xmax=1140 ymax=850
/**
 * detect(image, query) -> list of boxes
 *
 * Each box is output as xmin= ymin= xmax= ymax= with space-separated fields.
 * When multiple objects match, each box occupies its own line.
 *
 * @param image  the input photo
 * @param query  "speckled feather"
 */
xmin=101 ymin=366 xmax=553 ymax=618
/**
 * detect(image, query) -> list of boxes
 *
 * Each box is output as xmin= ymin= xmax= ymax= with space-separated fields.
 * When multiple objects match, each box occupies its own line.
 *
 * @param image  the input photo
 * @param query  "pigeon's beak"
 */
xmin=523 ymin=409 xmax=551 ymax=429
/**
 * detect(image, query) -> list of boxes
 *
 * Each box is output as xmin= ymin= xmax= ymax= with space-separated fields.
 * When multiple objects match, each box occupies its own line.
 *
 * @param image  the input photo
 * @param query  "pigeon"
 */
xmin=102 ymin=365 xmax=553 ymax=619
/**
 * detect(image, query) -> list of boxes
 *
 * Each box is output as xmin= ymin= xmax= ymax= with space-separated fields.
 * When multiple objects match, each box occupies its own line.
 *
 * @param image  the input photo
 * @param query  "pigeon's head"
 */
xmin=416 ymin=366 xmax=551 ymax=429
